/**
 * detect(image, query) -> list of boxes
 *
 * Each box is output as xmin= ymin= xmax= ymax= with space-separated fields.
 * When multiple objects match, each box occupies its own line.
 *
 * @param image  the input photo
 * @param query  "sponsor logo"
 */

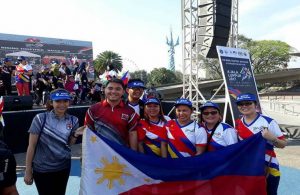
xmin=121 ymin=113 xmax=129 ymax=120
xmin=66 ymin=122 xmax=73 ymax=130
xmin=214 ymin=132 xmax=222 ymax=138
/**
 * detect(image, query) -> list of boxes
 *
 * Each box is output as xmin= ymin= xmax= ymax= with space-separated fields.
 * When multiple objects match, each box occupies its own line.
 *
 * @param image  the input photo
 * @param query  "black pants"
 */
xmin=33 ymin=167 xmax=70 ymax=195
xmin=4 ymin=81 xmax=12 ymax=95
xmin=267 ymin=175 xmax=280 ymax=195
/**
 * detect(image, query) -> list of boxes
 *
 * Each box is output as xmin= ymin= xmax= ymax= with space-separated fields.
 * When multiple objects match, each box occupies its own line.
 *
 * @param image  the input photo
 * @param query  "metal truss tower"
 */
xmin=229 ymin=0 xmax=238 ymax=48
xmin=181 ymin=0 xmax=238 ymax=115
xmin=166 ymin=30 xmax=179 ymax=72
xmin=182 ymin=0 xmax=206 ymax=115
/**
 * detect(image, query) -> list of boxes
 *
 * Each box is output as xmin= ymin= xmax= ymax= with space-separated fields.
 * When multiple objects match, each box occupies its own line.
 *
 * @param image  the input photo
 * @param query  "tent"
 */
xmin=5 ymin=51 xmax=41 ymax=65
xmin=5 ymin=51 xmax=41 ymax=58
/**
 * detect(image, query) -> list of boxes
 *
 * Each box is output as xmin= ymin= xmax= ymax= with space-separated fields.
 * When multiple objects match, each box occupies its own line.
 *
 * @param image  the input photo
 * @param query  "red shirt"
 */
xmin=84 ymin=100 xmax=139 ymax=144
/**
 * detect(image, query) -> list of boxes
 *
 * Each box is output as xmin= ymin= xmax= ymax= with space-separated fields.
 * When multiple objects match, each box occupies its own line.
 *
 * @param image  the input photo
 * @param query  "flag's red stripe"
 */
xmin=120 ymin=176 xmax=266 ymax=195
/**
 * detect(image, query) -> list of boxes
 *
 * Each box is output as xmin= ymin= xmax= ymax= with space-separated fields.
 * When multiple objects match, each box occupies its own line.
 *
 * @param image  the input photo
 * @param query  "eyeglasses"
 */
xmin=237 ymin=102 xmax=253 ymax=106
xmin=202 ymin=111 xmax=218 ymax=116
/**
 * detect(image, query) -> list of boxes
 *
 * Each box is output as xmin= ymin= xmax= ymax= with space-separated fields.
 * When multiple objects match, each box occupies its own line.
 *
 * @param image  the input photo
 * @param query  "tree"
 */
xmin=174 ymin=71 xmax=183 ymax=83
xmin=238 ymin=34 xmax=253 ymax=49
xmin=148 ymin=68 xmax=178 ymax=86
xmin=199 ymin=35 xmax=292 ymax=77
xmin=199 ymin=56 xmax=223 ymax=79
xmin=129 ymin=70 xmax=149 ymax=85
xmin=246 ymin=40 xmax=291 ymax=74
xmin=93 ymin=51 xmax=123 ymax=75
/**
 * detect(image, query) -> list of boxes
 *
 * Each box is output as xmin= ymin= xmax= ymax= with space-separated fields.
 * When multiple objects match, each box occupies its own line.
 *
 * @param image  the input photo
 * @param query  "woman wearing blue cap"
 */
xmin=199 ymin=101 xmax=238 ymax=151
xmin=137 ymin=98 xmax=169 ymax=157
xmin=235 ymin=93 xmax=287 ymax=195
xmin=166 ymin=98 xmax=207 ymax=158
xmin=24 ymin=89 xmax=85 ymax=195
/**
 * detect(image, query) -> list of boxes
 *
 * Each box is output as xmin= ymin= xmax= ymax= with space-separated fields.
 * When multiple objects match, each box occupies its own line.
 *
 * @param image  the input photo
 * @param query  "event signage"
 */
xmin=216 ymin=46 xmax=261 ymax=120
xmin=0 ymin=33 xmax=94 ymax=75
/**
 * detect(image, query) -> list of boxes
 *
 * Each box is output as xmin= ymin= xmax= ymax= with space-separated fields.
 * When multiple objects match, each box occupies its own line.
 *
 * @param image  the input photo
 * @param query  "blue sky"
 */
xmin=1 ymin=0 xmax=299 ymax=71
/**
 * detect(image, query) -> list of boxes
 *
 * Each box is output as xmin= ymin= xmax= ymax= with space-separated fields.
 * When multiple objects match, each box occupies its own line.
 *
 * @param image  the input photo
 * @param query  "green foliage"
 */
xmin=237 ymin=34 xmax=253 ymax=49
xmin=129 ymin=70 xmax=149 ymax=85
xmin=93 ymin=51 xmax=123 ymax=75
xmin=199 ymin=56 xmax=222 ymax=79
xmin=148 ymin=68 xmax=178 ymax=86
xmin=246 ymin=40 xmax=291 ymax=74
xmin=174 ymin=71 xmax=183 ymax=83
xmin=199 ymin=35 xmax=292 ymax=77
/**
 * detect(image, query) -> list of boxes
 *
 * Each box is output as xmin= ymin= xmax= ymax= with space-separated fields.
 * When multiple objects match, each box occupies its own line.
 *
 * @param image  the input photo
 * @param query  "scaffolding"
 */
xmin=181 ymin=0 xmax=238 ymax=117
xmin=182 ymin=0 xmax=206 ymax=116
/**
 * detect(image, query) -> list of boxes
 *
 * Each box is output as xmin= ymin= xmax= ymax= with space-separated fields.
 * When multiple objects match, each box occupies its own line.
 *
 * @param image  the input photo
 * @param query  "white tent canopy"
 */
xmin=5 ymin=51 xmax=41 ymax=58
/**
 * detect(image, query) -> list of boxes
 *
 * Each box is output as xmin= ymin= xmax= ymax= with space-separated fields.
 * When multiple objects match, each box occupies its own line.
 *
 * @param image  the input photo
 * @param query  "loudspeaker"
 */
xmin=3 ymin=96 xmax=33 ymax=111
xmin=197 ymin=0 xmax=232 ymax=58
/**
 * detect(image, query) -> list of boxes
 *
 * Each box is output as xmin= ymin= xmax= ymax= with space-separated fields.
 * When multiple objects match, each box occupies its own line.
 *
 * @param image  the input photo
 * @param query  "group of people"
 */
xmin=0 ymin=56 xmax=102 ymax=105
xmin=0 ymin=56 xmax=34 ymax=97
xmin=0 ymin=76 xmax=285 ymax=195
xmin=34 ymin=60 xmax=101 ymax=105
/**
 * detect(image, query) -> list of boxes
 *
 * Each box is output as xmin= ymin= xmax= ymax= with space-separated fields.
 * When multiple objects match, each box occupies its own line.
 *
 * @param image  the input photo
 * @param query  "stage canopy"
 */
xmin=5 ymin=51 xmax=41 ymax=58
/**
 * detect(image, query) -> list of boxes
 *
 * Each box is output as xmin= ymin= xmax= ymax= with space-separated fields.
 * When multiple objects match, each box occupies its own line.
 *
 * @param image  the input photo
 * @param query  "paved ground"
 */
xmin=275 ymin=139 xmax=300 ymax=168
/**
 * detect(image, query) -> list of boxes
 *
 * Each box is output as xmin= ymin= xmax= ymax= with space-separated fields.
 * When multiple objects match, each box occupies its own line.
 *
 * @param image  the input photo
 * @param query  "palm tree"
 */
xmin=94 ymin=51 xmax=123 ymax=75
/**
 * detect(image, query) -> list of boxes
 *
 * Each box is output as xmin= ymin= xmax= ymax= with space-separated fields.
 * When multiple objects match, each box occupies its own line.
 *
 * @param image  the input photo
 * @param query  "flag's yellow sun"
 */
xmin=95 ymin=156 xmax=132 ymax=189
xmin=90 ymin=136 xmax=97 ymax=143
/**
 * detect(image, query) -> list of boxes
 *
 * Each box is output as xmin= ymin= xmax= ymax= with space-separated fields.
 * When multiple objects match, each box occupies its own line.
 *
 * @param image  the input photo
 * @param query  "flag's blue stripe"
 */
xmin=94 ymin=131 xmax=266 ymax=181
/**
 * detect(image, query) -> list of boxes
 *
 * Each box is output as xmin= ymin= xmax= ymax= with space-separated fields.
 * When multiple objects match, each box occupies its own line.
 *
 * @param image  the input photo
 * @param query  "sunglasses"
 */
xmin=202 ymin=111 xmax=219 ymax=116
xmin=237 ymin=102 xmax=253 ymax=106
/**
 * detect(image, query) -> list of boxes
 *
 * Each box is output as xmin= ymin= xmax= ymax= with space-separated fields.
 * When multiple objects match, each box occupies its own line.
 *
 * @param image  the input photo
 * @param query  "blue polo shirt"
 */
xmin=28 ymin=111 xmax=79 ymax=172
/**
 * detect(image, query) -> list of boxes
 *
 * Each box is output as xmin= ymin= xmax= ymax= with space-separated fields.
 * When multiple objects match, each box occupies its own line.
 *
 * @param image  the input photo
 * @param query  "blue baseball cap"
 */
xmin=236 ymin=93 xmax=257 ymax=103
xmin=127 ymin=80 xmax=146 ymax=89
xmin=145 ymin=98 xmax=160 ymax=105
xmin=50 ymin=89 xmax=72 ymax=101
xmin=4 ymin=57 xmax=12 ymax=62
xmin=199 ymin=101 xmax=220 ymax=111
xmin=17 ymin=56 xmax=26 ymax=61
xmin=174 ymin=98 xmax=193 ymax=108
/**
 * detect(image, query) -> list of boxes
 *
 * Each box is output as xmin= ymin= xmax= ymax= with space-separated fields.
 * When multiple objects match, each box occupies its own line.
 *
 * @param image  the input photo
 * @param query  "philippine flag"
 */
xmin=121 ymin=71 xmax=130 ymax=86
xmin=80 ymin=128 xmax=267 ymax=195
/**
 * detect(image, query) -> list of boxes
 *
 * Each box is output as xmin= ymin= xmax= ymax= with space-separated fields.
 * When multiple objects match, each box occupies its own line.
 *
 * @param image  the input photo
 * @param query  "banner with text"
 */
xmin=217 ymin=46 xmax=261 ymax=120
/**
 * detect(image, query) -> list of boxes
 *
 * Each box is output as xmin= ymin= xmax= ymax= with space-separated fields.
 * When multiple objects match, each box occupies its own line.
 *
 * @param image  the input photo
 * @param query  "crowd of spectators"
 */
xmin=0 ymin=56 xmax=103 ymax=106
